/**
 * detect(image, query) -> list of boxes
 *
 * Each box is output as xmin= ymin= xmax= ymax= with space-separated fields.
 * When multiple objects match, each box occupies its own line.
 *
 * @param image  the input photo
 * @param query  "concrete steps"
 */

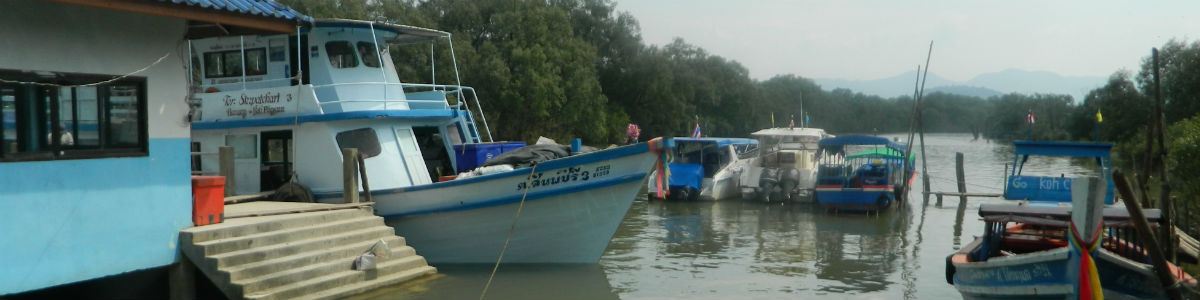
xmin=179 ymin=202 xmax=436 ymax=300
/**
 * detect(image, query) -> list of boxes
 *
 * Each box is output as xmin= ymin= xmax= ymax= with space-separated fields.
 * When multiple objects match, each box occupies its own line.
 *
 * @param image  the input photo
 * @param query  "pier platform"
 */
xmin=179 ymin=201 xmax=436 ymax=300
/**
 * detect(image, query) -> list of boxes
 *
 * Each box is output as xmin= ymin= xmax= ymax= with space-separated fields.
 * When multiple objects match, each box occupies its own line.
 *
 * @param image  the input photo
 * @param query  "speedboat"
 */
xmin=739 ymin=127 xmax=832 ymax=202
xmin=647 ymin=137 xmax=758 ymax=201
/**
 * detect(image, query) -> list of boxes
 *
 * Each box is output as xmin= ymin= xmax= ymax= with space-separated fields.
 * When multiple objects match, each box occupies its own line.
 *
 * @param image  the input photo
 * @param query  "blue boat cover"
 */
xmin=668 ymin=163 xmax=703 ymax=191
xmin=672 ymin=137 xmax=758 ymax=149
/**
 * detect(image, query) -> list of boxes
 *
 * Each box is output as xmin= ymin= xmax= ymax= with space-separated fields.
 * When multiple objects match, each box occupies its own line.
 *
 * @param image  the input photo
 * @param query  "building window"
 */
xmin=335 ymin=128 xmax=380 ymax=158
xmin=203 ymin=48 xmax=267 ymax=78
xmin=0 ymin=69 xmax=148 ymax=162
xmin=357 ymin=42 xmax=381 ymax=68
xmin=326 ymin=41 xmax=358 ymax=69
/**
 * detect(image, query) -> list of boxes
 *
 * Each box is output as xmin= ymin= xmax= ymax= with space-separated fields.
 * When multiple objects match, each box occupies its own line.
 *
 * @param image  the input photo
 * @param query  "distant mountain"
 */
xmin=813 ymin=69 xmax=1104 ymax=101
xmin=926 ymin=85 xmax=1003 ymax=98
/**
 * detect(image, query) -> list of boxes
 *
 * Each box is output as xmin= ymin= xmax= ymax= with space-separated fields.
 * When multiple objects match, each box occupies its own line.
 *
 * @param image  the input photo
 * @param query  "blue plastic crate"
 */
xmin=500 ymin=141 xmax=527 ymax=152
xmin=452 ymin=143 xmax=504 ymax=173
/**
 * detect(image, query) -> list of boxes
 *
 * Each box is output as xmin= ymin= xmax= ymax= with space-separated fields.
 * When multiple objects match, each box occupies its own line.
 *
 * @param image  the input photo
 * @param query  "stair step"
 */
xmin=183 ymin=209 xmax=366 ymax=243
xmin=196 ymin=215 xmax=383 ymax=256
xmin=235 ymin=244 xmax=417 ymax=294
xmin=244 ymin=255 xmax=432 ymax=300
xmin=225 ymin=236 xmax=410 ymax=282
xmin=301 ymin=266 xmax=438 ymax=300
xmin=210 ymin=226 xmax=396 ymax=268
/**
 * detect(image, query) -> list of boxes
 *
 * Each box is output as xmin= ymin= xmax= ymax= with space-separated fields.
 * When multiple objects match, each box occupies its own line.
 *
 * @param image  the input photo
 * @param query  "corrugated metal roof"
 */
xmin=160 ymin=0 xmax=312 ymax=23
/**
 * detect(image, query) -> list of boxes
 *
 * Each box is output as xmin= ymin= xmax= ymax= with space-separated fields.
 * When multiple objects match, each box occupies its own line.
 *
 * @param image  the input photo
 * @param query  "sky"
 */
xmin=613 ymin=0 xmax=1200 ymax=82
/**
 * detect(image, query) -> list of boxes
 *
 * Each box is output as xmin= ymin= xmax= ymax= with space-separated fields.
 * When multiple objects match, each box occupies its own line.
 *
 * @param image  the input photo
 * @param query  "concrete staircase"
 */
xmin=179 ymin=202 xmax=436 ymax=300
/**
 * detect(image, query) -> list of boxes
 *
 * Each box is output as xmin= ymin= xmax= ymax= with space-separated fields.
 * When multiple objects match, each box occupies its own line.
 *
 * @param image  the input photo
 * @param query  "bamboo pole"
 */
xmin=343 ymin=148 xmax=360 ymax=204
xmin=1114 ymin=170 xmax=1182 ymax=300
xmin=1152 ymin=48 xmax=1177 ymax=263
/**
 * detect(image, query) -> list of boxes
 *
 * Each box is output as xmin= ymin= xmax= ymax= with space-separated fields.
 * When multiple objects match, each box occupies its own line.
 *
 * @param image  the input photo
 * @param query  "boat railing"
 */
xmin=309 ymin=82 xmax=493 ymax=140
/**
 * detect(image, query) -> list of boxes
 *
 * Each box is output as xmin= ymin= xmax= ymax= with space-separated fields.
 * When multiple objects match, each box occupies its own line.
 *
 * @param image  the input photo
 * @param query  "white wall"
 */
xmin=0 ymin=0 xmax=190 ymax=139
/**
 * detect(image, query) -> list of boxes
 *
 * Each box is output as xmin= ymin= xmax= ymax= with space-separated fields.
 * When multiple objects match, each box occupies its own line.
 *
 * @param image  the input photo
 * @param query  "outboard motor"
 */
xmin=758 ymin=168 xmax=780 ymax=202
xmin=778 ymin=168 xmax=802 ymax=202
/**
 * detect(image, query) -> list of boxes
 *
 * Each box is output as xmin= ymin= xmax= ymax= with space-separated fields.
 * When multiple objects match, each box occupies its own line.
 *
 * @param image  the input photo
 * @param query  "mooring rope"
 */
xmin=479 ymin=163 xmax=539 ymax=300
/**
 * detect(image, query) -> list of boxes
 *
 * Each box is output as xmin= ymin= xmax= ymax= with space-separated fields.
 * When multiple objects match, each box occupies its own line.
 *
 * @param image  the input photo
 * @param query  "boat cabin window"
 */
xmin=326 ymin=41 xmax=359 ymax=69
xmin=225 ymin=134 xmax=257 ymax=159
xmin=203 ymin=48 xmax=267 ymax=78
xmin=0 ymin=69 xmax=148 ymax=162
xmin=335 ymin=128 xmax=381 ymax=158
xmin=356 ymin=42 xmax=381 ymax=68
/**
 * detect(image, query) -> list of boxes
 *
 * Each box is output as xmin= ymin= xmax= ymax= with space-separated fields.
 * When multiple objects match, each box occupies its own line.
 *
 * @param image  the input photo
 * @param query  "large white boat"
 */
xmin=187 ymin=19 xmax=665 ymax=263
xmin=740 ymin=127 xmax=833 ymax=202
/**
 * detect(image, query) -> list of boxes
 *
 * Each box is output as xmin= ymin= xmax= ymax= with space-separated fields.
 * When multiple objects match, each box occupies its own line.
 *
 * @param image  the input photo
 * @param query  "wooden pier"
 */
xmin=178 ymin=201 xmax=436 ymax=300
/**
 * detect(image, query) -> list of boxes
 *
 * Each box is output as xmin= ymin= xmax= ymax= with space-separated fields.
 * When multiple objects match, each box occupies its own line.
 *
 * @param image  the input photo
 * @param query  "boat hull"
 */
xmin=374 ymin=143 xmax=658 ymax=263
xmin=951 ymin=244 xmax=1183 ymax=300
xmin=816 ymin=185 xmax=896 ymax=211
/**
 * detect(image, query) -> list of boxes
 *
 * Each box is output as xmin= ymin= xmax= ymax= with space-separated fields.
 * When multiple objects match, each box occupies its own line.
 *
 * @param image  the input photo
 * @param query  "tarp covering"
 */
xmin=846 ymin=148 xmax=915 ymax=163
xmin=668 ymin=163 xmax=703 ymax=190
xmin=480 ymin=144 xmax=571 ymax=169
xmin=671 ymin=137 xmax=758 ymax=149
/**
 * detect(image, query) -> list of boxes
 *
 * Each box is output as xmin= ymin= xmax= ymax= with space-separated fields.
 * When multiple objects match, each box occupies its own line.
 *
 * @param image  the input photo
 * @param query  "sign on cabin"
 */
xmin=199 ymin=86 xmax=298 ymax=121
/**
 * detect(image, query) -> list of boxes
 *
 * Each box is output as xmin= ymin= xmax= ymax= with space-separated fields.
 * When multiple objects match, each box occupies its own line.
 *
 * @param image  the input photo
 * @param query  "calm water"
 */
xmin=353 ymin=133 xmax=1101 ymax=300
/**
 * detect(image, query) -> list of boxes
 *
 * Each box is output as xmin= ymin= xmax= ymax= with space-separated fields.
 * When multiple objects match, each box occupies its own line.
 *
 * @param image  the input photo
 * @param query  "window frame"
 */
xmin=325 ymin=41 xmax=359 ymax=69
xmin=203 ymin=48 xmax=268 ymax=78
xmin=0 ymin=68 xmax=149 ymax=162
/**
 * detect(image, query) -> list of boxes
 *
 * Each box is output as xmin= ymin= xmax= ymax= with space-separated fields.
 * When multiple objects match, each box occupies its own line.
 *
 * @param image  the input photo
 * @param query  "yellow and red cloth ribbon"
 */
xmin=1068 ymin=219 xmax=1105 ymax=300
xmin=648 ymin=137 xmax=671 ymax=198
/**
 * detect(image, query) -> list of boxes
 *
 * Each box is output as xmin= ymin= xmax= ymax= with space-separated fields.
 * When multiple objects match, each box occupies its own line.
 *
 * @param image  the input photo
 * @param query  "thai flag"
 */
xmin=1027 ymin=109 xmax=1036 ymax=124
xmin=691 ymin=122 xmax=701 ymax=138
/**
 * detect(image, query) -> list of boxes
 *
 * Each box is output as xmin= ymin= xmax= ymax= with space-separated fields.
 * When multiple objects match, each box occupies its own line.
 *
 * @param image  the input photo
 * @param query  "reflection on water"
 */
xmin=359 ymin=134 xmax=1103 ymax=300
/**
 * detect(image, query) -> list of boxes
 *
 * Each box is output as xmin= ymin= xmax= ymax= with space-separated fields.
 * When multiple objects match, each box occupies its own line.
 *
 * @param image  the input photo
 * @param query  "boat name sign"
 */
xmin=222 ymin=92 xmax=291 ymax=118
xmin=516 ymin=165 xmax=611 ymax=191
xmin=957 ymin=263 xmax=1055 ymax=284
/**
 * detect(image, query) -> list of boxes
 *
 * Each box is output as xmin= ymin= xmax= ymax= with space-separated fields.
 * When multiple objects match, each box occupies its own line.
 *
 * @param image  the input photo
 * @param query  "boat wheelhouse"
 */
xmin=740 ymin=127 xmax=832 ymax=202
xmin=647 ymin=137 xmax=758 ymax=201
xmin=814 ymin=135 xmax=915 ymax=211
xmin=947 ymin=142 xmax=1197 ymax=299
xmin=187 ymin=19 xmax=665 ymax=264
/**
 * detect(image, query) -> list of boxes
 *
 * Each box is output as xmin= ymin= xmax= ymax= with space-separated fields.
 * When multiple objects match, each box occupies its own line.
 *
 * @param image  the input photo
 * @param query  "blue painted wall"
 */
xmin=0 ymin=138 xmax=192 ymax=294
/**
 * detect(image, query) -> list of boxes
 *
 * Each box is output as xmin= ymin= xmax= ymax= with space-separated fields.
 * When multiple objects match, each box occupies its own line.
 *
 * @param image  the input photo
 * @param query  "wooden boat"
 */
xmin=188 ymin=19 xmax=667 ymax=263
xmin=814 ymin=135 xmax=915 ymax=211
xmin=946 ymin=141 xmax=1197 ymax=299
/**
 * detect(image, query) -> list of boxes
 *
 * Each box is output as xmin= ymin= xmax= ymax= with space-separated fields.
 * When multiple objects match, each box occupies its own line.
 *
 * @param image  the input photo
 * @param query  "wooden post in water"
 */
xmin=357 ymin=154 xmax=372 ymax=202
xmin=955 ymin=152 xmax=967 ymax=206
xmin=342 ymin=148 xmax=360 ymax=204
xmin=219 ymin=146 xmax=235 ymax=197
xmin=1068 ymin=176 xmax=1105 ymax=299
xmin=1114 ymin=170 xmax=1182 ymax=300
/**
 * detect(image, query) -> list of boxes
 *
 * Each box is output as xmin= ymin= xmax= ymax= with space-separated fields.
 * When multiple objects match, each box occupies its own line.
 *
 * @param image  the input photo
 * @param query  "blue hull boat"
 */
xmin=946 ymin=141 xmax=1196 ymax=299
xmin=814 ymin=135 xmax=915 ymax=212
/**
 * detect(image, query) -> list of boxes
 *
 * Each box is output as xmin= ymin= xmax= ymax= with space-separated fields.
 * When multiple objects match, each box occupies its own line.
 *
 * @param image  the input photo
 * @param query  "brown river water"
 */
xmin=352 ymin=133 xmax=1102 ymax=300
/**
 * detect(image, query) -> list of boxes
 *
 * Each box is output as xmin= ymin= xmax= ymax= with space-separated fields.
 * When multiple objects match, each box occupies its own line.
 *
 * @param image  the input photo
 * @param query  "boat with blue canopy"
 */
xmin=647 ymin=137 xmax=758 ymax=201
xmin=947 ymin=141 xmax=1197 ymax=299
xmin=814 ymin=135 xmax=915 ymax=211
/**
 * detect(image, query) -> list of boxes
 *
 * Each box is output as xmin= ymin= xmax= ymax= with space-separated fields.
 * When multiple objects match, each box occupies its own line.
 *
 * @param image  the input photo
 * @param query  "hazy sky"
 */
xmin=614 ymin=0 xmax=1200 ymax=82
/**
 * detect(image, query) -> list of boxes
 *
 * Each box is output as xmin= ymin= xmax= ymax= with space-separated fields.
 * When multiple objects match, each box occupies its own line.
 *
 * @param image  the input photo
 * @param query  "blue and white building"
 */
xmin=0 ymin=0 xmax=308 ymax=295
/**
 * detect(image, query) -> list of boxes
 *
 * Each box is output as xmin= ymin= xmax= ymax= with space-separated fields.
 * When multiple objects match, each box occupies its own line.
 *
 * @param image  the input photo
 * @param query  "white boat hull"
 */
xmin=371 ymin=143 xmax=659 ymax=263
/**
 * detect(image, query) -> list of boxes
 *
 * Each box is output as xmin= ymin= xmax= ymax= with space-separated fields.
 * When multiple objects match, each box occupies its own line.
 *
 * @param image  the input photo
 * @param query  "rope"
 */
xmin=0 ymin=50 xmax=172 ymax=88
xmin=479 ymin=163 xmax=539 ymax=300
